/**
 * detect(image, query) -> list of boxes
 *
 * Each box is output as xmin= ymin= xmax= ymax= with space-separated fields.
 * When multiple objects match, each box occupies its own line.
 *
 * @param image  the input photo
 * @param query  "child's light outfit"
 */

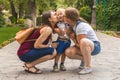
xmin=53 ymin=22 xmax=71 ymax=71
xmin=56 ymin=22 xmax=71 ymax=54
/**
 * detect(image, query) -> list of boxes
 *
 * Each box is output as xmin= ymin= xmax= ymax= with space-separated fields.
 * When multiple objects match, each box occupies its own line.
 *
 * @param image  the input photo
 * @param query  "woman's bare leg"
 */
xmin=25 ymin=49 xmax=57 ymax=67
xmin=65 ymin=46 xmax=82 ymax=60
xmin=79 ymin=38 xmax=94 ymax=68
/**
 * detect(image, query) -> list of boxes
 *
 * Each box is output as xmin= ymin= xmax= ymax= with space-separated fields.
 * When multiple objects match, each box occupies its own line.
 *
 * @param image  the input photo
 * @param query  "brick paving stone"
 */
xmin=0 ymin=31 xmax=120 ymax=80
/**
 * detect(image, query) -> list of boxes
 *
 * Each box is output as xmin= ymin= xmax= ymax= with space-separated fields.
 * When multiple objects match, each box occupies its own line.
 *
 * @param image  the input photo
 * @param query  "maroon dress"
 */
xmin=17 ymin=28 xmax=51 ymax=57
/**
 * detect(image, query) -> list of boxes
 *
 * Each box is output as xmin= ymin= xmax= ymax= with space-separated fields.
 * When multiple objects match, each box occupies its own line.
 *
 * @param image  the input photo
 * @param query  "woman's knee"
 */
xmin=80 ymin=39 xmax=94 ymax=49
xmin=80 ymin=38 xmax=89 ymax=46
xmin=65 ymin=47 xmax=77 ymax=59
xmin=65 ymin=47 xmax=71 ymax=56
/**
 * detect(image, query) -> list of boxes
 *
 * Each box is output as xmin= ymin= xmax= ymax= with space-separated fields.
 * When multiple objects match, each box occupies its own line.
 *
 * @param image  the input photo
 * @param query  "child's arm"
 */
xmin=54 ymin=28 xmax=64 ymax=36
xmin=69 ymin=33 xmax=79 ymax=48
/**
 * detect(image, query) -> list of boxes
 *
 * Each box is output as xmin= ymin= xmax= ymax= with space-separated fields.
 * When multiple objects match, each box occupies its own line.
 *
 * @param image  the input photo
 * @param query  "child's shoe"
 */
xmin=53 ymin=65 xmax=59 ymax=72
xmin=60 ymin=64 xmax=66 ymax=71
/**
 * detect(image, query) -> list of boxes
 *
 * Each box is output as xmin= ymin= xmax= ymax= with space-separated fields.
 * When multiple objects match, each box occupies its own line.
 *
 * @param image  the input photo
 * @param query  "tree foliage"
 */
xmin=96 ymin=0 xmax=120 ymax=31
xmin=106 ymin=0 xmax=120 ymax=31
xmin=0 ymin=0 xmax=120 ymax=31
xmin=80 ymin=6 xmax=91 ymax=23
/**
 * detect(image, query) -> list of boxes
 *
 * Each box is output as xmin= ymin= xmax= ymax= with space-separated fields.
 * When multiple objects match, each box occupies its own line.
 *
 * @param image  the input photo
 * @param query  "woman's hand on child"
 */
xmin=51 ymin=42 xmax=59 ymax=48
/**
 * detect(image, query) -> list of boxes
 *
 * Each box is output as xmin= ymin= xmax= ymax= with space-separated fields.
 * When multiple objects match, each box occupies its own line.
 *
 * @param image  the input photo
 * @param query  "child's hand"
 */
xmin=70 ymin=33 xmax=75 ymax=39
xmin=51 ymin=42 xmax=59 ymax=48
xmin=61 ymin=31 xmax=65 ymax=36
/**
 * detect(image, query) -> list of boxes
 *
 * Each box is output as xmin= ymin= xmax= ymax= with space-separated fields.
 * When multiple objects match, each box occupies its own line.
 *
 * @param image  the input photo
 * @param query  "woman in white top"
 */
xmin=64 ymin=7 xmax=101 ymax=75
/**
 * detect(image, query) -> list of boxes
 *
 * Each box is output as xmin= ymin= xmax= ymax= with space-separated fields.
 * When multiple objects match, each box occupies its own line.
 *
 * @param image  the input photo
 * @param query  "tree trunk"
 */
xmin=91 ymin=0 xmax=96 ymax=27
xmin=27 ymin=0 xmax=36 ymax=27
xmin=19 ymin=3 xmax=24 ymax=18
xmin=9 ymin=0 xmax=17 ymax=22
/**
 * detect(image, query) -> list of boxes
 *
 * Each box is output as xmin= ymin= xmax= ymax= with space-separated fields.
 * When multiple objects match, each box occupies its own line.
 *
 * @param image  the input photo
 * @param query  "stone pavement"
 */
xmin=0 ymin=31 xmax=120 ymax=80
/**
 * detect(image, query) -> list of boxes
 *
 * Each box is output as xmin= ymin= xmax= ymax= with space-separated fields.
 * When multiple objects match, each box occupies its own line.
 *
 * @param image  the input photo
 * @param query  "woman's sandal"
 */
xmin=23 ymin=64 xmax=42 ymax=74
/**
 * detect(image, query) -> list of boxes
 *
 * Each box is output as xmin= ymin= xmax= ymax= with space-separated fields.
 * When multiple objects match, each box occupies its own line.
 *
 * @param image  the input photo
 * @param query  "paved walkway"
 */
xmin=0 ymin=31 xmax=120 ymax=80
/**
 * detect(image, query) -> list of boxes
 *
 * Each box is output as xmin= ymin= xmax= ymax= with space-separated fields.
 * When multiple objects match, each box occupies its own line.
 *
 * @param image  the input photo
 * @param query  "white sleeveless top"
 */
xmin=73 ymin=21 xmax=99 ymax=41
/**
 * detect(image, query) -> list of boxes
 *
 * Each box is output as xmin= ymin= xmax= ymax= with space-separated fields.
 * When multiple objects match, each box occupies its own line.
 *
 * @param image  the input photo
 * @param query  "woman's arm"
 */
xmin=34 ymin=27 xmax=52 ymax=48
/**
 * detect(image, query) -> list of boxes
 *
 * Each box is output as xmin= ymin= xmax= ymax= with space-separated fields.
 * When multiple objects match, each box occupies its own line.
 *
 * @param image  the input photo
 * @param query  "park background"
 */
xmin=0 ymin=0 xmax=120 ymax=48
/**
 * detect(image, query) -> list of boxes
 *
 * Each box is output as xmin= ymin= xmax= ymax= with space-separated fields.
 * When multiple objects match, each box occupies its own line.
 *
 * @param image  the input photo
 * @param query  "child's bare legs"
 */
xmin=55 ymin=54 xmax=61 ymax=65
xmin=61 ymin=53 xmax=65 ymax=63
xmin=60 ymin=53 xmax=66 ymax=71
xmin=53 ymin=53 xmax=66 ymax=71
xmin=53 ymin=54 xmax=61 ymax=71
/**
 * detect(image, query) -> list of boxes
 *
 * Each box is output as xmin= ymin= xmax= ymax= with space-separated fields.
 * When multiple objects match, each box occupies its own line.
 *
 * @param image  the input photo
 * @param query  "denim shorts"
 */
xmin=19 ymin=47 xmax=54 ymax=62
xmin=56 ymin=39 xmax=71 ymax=54
xmin=91 ymin=41 xmax=101 ymax=55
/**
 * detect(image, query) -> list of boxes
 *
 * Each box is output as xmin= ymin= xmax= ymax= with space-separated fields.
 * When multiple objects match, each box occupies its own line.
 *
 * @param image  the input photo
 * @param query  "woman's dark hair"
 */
xmin=65 ymin=7 xmax=88 ymax=23
xmin=41 ymin=11 xmax=52 ymax=28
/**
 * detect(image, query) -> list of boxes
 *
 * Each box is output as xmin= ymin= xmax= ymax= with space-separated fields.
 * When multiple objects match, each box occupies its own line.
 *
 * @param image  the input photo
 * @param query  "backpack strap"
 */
xmin=24 ymin=28 xmax=37 ymax=42
xmin=74 ymin=21 xmax=82 ymax=35
xmin=24 ymin=39 xmax=36 ymax=42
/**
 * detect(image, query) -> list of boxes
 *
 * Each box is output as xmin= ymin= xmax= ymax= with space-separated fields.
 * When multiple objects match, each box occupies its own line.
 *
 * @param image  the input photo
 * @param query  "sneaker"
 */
xmin=53 ymin=65 xmax=59 ymax=72
xmin=79 ymin=61 xmax=85 ymax=69
xmin=60 ymin=64 xmax=66 ymax=71
xmin=78 ymin=67 xmax=92 ymax=75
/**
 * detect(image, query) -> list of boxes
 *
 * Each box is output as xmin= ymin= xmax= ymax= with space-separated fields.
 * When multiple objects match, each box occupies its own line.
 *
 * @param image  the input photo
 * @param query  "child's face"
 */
xmin=56 ymin=9 xmax=65 ymax=21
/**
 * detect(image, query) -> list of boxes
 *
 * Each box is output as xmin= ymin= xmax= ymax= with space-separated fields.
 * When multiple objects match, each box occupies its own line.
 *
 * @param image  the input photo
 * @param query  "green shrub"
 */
xmin=37 ymin=16 xmax=42 ymax=26
xmin=9 ymin=16 xmax=16 ymax=24
xmin=0 ymin=11 xmax=5 ymax=27
xmin=102 ymin=1 xmax=120 ymax=31
xmin=102 ymin=31 xmax=117 ymax=36
xmin=96 ymin=3 xmax=104 ymax=30
xmin=79 ymin=6 xmax=91 ymax=23
xmin=17 ymin=18 xmax=24 ymax=24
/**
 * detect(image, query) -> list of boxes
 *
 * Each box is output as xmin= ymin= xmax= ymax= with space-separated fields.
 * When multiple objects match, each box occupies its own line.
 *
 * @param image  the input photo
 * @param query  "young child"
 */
xmin=52 ymin=8 xmax=71 ymax=71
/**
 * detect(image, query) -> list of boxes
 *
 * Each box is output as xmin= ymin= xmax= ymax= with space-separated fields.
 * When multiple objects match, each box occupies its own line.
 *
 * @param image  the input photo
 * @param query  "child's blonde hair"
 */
xmin=56 ymin=8 xmax=65 ymax=12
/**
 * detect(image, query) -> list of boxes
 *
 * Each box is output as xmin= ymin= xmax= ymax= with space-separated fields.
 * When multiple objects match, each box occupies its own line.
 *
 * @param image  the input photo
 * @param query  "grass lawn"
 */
xmin=0 ymin=27 xmax=22 ymax=44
